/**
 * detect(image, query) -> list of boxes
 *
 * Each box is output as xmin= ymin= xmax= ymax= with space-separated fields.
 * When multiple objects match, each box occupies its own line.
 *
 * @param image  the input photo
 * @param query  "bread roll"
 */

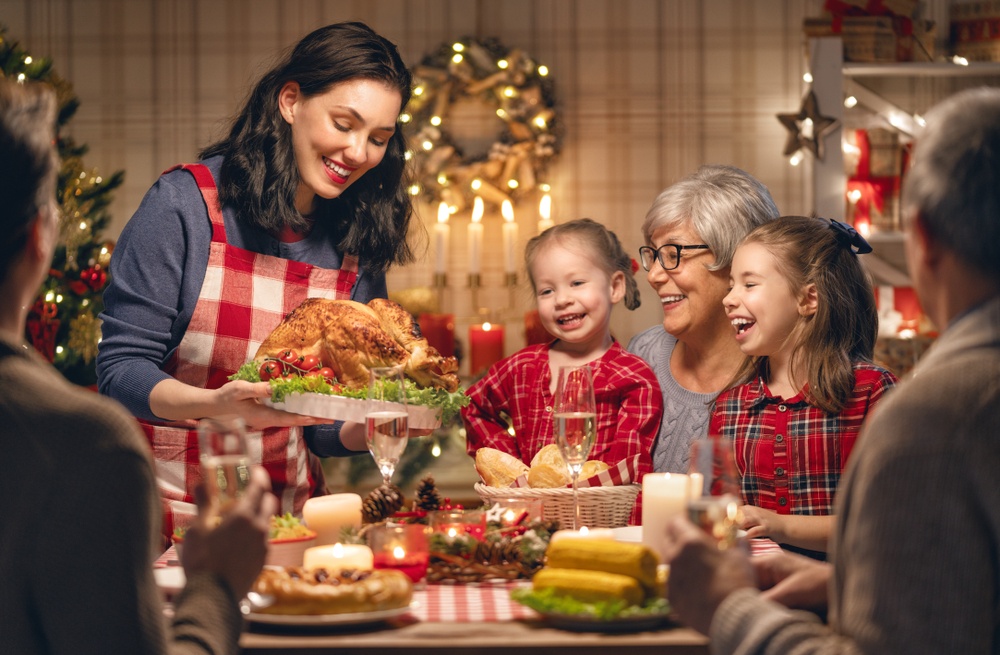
xmin=475 ymin=447 xmax=529 ymax=487
xmin=580 ymin=460 xmax=610 ymax=479
xmin=527 ymin=461 xmax=571 ymax=488
xmin=530 ymin=443 xmax=563 ymax=469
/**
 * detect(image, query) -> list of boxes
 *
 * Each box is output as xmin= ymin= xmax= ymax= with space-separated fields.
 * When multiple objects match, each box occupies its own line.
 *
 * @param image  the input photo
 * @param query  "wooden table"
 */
xmin=240 ymin=617 xmax=709 ymax=654
xmin=238 ymin=581 xmax=709 ymax=654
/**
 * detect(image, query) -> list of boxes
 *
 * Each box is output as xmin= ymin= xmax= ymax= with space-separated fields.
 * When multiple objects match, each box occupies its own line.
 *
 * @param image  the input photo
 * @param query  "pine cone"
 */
xmin=362 ymin=483 xmax=404 ymax=524
xmin=414 ymin=476 xmax=443 ymax=512
xmin=473 ymin=538 xmax=523 ymax=566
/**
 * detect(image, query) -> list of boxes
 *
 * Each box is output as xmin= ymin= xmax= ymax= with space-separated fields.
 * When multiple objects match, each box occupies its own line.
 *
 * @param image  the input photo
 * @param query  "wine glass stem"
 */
xmin=571 ymin=473 xmax=580 ymax=530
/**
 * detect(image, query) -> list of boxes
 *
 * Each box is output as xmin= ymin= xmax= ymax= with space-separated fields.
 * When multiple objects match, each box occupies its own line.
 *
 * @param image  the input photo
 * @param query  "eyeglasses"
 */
xmin=638 ymin=244 xmax=710 ymax=271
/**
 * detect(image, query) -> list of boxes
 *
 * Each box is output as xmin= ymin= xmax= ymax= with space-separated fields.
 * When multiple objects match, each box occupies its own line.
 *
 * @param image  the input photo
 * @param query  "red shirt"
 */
xmin=709 ymin=362 xmax=897 ymax=515
xmin=463 ymin=342 xmax=661 ymax=479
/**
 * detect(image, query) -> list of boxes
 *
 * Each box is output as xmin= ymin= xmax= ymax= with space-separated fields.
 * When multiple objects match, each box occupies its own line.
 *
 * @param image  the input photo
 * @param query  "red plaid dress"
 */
xmin=138 ymin=164 xmax=359 ymax=538
xmin=709 ymin=362 xmax=897 ymax=515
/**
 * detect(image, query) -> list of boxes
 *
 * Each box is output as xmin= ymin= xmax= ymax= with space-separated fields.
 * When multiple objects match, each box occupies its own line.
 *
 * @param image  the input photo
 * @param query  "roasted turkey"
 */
xmin=254 ymin=298 xmax=460 ymax=392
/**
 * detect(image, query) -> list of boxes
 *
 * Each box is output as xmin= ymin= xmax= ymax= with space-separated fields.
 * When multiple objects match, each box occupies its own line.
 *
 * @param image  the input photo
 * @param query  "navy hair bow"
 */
xmin=829 ymin=219 xmax=873 ymax=255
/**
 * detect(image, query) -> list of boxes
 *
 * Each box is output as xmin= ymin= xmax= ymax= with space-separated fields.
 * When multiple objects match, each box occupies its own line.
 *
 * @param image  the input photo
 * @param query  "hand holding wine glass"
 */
xmin=553 ymin=365 xmax=597 ymax=530
xmin=687 ymin=436 xmax=743 ymax=549
xmin=197 ymin=415 xmax=251 ymax=516
xmin=366 ymin=366 xmax=409 ymax=487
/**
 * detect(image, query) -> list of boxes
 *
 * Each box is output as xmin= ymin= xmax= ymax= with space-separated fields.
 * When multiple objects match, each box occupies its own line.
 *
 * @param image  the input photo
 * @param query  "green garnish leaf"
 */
xmin=510 ymin=587 xmax=670 ymax=621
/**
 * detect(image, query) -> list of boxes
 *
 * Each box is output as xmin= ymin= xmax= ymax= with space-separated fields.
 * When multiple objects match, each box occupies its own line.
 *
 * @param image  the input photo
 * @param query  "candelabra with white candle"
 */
xmin=538 ymin=191 xmax=553 ymax=233
xmin=434 ymin=201 xmax=450 ymax=285
xmin=468 ymin=196 xmax=484 ymax=308
xmin=501 ymin=199 xmax=518 ymax=287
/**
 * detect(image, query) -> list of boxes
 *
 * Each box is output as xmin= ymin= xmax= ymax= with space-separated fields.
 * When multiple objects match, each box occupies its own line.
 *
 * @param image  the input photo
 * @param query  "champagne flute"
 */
xmin=366 ymin=366 xmax=409 ymax=487
xmin=687 ymin=436 xmax=743 ymax=549
xmin=553 ymin=365 xmax=597 ymax=530
xmin=197 ymin=415 xmax=250 ymax=516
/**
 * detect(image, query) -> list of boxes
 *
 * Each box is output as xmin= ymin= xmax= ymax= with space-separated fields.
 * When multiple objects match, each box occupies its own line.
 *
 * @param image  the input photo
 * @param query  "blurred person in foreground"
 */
xmin=662 ymin=86 xmax=1000 ymax=654
xmin=0 ymin=77 xmax=276 ymax=654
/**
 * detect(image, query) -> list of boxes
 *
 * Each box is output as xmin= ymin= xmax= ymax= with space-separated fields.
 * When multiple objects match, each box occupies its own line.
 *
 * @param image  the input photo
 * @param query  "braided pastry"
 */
xmin=251 ymin=566 xmax=413 ymax=615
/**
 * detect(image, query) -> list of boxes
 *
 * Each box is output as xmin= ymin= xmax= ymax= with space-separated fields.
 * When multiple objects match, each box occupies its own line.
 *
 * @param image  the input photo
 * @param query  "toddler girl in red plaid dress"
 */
xmin=710 ymin=216 xmax=897 ymax=558
xmin=463 ymin=218 xmax=662 ymax=508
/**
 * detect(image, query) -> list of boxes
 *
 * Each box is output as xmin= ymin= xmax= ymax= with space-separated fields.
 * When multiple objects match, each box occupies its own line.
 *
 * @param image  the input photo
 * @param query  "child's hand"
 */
xmin=739 ymin=505 xmax=787 ymax=542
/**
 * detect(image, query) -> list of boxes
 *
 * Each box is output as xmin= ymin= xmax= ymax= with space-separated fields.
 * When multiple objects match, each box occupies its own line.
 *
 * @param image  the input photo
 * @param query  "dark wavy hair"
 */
xmin=0 ymin=79 xmax=58 ymax=280
xmin=200 ymin=21 xmax=415 ymax=273
xmin=730 ymin=216 xmax=878 ymax=414
xmin=525 ymin=218 xmax=642 ymax=310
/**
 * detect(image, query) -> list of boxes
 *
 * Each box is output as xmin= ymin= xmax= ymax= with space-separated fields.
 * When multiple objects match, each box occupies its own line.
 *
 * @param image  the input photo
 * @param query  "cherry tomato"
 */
xmin=304 ymin=369 xmax=322 ymax=379
xmin=318 ymin=367 xmax=336 ymax=383
xmin=258 ymin=360 xmax=282 ymax=381
xmin=299 ymin=354 xmax=320 ymax=372
xmin=278 ymin=349 xmax=299 ymax=365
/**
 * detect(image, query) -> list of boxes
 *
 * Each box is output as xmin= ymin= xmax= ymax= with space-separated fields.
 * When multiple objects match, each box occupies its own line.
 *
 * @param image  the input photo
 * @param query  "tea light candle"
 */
xmin=641 ymin=472 xmax=689 ymax=561
xmin=302 ymin=493 xmax=362 ymax=546
xmin=549 ymin=526 xmax=616 ymax=544
xmin=303 ymin=543 xmax=374 ymax=572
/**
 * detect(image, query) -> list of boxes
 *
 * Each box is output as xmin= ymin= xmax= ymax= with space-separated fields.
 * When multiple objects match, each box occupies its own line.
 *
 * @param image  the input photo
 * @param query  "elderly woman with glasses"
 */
xmin=627 ymin=165 xmax=779 ymax=473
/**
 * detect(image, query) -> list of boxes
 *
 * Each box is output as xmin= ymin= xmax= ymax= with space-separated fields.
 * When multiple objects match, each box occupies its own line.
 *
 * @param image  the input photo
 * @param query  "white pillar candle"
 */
xmin=501 ymin=199 xmax=517 ymax=274
xmin=302 ymin=493 xmax=362 ymax=546
xmin=468 ymin=196 xmax=484 ymax=275
xmin=303 ymin=543 xmax=374 ymax=572
xmin=434 ymin=201 xmax=450 ymax=275
xmin=549 ymin=526 xmax=616 ymax=544
xmin=641 ymin=472 xmax=689 ymax=562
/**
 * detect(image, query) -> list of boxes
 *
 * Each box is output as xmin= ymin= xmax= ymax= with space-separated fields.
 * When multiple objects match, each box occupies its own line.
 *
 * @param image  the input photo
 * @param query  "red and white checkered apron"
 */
xmin=139 ymin=163 xmax=358 ymax=539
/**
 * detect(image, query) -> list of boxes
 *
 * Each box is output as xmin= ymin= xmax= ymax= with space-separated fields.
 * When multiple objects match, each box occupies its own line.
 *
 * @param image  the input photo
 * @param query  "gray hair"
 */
xmin=902 ymin=87 xmax=1000 ymax=281
xmin=641 ymin=164 xmax=779 ymax=271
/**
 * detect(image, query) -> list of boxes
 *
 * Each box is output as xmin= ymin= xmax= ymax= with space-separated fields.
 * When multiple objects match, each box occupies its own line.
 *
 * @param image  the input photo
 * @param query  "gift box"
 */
xmin=845 ymin=129 xmax=904 ymax=232
xmin=950 ymin=1 xmax=1000 ymax=62
xmin=804 ymin=1 xmax=935 ymax=62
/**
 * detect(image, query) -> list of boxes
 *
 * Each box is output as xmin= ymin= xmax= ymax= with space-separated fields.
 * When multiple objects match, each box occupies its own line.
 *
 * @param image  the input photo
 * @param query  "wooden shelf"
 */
xmin=843 ymin=61 xmax=1000 ymax=78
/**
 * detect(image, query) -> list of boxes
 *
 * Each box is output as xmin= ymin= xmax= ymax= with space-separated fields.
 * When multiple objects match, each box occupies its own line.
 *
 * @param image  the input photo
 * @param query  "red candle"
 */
xmin=418 ymin=313 xmax=455 ymax=357
xmin=524 ymin=309 xmax=554 ymax=345
xmin=469 ymin=322 xmax=504 ymax=377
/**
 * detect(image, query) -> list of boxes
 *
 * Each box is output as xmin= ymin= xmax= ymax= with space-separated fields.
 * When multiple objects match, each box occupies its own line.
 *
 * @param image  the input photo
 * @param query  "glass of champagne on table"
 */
xmin=197 ymin=415 xmax=250 ymax=515
xmin=366 ymin=366 xmax=409 ymax=488
xmin=553 ymin=364 xmax=597 ymax=530
xmin=687 ymin=436 xmax=744 ymax=549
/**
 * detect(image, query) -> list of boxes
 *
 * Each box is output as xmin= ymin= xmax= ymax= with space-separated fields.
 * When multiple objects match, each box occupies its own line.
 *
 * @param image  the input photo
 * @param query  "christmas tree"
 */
xmin=1 ymin=25 xmax=124 ymax=385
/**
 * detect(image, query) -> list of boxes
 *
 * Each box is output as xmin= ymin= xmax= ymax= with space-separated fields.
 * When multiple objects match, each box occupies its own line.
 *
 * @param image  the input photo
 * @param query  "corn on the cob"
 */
xmin=545 ymin=539 xmax=658 ymax=593
xmin=532 ymin=568 xmax=644 ymax=606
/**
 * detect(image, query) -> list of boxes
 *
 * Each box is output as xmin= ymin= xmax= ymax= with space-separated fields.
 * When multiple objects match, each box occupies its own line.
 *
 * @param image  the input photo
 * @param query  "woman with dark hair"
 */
xmin=98 ymin=21 xmax=416 ymax=539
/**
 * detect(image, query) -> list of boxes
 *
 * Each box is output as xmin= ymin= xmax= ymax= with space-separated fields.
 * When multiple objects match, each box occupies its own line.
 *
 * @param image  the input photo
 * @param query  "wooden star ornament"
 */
xmin=777 ymin=90 xmax=839 ymax=161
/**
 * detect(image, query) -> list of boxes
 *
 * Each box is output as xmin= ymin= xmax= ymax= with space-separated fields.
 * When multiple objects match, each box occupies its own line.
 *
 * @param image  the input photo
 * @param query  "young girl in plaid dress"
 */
xmin=711 ymin=216 xmax=897 ymax=557
xmin=463 ymin=219 xmax=662 ymax=505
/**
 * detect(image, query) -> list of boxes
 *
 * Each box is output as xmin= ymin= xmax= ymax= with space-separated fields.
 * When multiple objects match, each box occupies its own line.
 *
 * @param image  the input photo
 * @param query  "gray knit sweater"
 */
xmin=626 ymin=326 xmax=717 ymax=473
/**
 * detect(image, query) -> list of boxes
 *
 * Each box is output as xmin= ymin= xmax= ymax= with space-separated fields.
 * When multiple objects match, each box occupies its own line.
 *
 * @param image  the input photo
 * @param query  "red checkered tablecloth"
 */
xmin=155 ymin=538 xmax=783 ymax=623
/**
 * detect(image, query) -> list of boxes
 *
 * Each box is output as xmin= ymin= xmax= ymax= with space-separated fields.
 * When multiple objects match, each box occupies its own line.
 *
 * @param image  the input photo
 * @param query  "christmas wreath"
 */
xmin=403 ymin=37 xmax=560 ymax=210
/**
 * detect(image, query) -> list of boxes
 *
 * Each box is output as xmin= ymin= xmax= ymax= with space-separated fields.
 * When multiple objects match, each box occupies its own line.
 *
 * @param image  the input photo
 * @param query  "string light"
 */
xmin=844 ymin=95 xmax=858 ymax=108
xmin=803 ymin=72 xmax=813 ymax=84
xmin=789 ymin=150 xmax=805 ymax=166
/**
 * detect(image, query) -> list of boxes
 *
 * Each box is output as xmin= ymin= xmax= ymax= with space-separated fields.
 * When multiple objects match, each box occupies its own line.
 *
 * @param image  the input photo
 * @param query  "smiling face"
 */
xmin=645 ymin=222 xmax=731 ymax=342
xmin=278 ymin=78 xmax=402 ymax=215
xmin=723 ymin=242 xmax=813 ymax=361
xmin=531 ymin=239 xmax=625 ymax=356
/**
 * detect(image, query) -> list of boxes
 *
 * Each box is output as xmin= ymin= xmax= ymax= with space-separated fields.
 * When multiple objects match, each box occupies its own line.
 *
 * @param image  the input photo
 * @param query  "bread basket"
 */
xmin=475 ymin=482 xmax=640 ymax=529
